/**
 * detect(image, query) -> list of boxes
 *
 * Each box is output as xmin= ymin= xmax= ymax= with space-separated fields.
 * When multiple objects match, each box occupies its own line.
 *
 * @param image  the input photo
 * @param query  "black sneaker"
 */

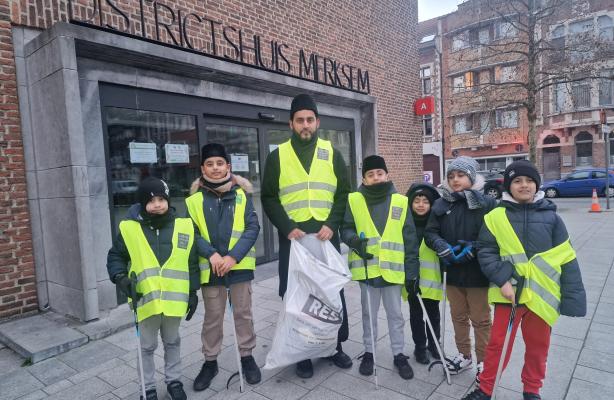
xmin=327 ymin=350 xmax=353 ymax=369
xmin=193 ymin=360 xmax=218 ymax=391
xmin=393 ymin=353 xmax=414 ymax=380
xmin=295 ymin=359 xmax=313 ymax=379
xmin=166 ymin=381 xmax=186 ymax=400
xmin=523 ymin=393 xmax=541 ymax=400
xmin=140 ymin=389 xmax=157 ymax=400
xmin=461 ymin=388 xmax=491 ymax=400
xmin=241 ymin=355 xmax=262 ymax=385
xmin=414 ymin=347 xmax=430 ymax=365
xmin=358 ymin=352 xmax=374 ymax=376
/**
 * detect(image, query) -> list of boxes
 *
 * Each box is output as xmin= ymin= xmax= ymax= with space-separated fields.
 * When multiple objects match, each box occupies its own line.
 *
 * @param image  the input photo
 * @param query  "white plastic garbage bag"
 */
xmin=264 ymin=234 xmax=351 ymax=370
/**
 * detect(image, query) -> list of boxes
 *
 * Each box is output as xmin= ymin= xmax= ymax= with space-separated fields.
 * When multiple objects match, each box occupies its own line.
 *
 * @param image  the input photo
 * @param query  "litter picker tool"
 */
xmin=491 ymin=277 xmax=526 ymax=400
xmin=417 ymin=293 xmax=451 ymax=385
xmin=359 ymin=232 xmax=378 ymax=389
xmin=129 ymin=272 xmax=147 ymax=400
xmin=224 ymin=274 xmax=245 ymax=393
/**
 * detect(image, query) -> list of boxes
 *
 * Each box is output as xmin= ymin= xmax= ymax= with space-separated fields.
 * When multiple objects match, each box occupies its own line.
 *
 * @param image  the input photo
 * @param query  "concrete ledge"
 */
xmin=0 ymin=314 xmax=88 ymax=363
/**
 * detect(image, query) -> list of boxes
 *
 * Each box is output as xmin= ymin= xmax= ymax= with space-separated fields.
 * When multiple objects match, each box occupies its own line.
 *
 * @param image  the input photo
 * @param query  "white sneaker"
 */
xmin=445 ymin=353 xmax=473 ymax=375
xmin=475 ymin=361 xmax=484 ymax=383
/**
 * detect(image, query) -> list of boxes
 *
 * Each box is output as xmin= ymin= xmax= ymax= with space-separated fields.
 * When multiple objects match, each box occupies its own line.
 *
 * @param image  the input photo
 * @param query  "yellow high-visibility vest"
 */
xmin=119 ymin=218 xmax=193 ymax=322
xmin=278 ymin=138 xmax=337 ymax=222
xmin=484 ymin=207 xmax=577 ymax=326
xmin=185 ymin=188 xmax=256 ymax=284
xmin=402 ymin=240 xmax=442 ymax=301
xmin=347 ymin=192 xmax=407 ymax=284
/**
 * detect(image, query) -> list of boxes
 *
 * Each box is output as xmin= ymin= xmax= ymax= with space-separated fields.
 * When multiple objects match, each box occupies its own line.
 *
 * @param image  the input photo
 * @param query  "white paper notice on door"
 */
xmin=165 ymin=143 xmax=190 ymax=164
xmin=129 ymin=142 xmax=157 ymax=164
xmin=230 ymin=153 xmax=249 ymax=172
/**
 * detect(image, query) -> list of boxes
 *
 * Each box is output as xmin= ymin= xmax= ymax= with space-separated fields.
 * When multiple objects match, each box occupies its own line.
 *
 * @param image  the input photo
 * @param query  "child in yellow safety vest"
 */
xmin=186 ymin=143 xmax=261 ymax=392
xmin=463 ymin=160 xmax=586 ymax=400
xmin=106 ymin=177 xmax=200 ymax=400
xmin=341 ymin=155 xmax=420 ymax=380
xmin=404 ymin=183 xmax=443 ymax=365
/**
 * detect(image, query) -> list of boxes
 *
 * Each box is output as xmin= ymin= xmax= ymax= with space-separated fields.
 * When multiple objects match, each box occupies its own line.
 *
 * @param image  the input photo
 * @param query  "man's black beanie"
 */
xmin=138 ymin=177 xmax=170 ymax=210
xmin=290 ymin=94 xmax=318 ymax=119
xmin=201 ymin=143 xmax=230 ymax=164
xmin=503 ymin=160 xmax=541 ymax=193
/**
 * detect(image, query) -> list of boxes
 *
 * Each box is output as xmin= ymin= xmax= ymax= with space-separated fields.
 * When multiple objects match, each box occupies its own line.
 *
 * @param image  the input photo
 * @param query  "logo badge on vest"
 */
xmin=301 ymin=294 xmax=342 ymax=324
xmin=391 ymin=206 xmax=403 ymax=220
xmin=236 ymin=193 xmax=243 ymax=204
xmin=177 ymin=233 xmax=190 ymax=249
xmin=317 ymin=148 xmax=329 ymax=161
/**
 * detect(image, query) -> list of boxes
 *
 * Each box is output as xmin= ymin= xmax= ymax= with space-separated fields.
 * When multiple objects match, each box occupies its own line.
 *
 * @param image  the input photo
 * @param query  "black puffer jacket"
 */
xmin=477 ymin=193 xmax=586 ymax=317
xmin=424 ymin=182 xmax=496 ymax=288
xmin=106 ymin=205 xmax=200 ymax=292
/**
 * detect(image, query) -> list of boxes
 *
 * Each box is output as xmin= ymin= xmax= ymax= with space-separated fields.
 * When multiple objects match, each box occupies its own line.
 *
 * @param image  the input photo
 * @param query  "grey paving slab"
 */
xmin=42 ymin=379 xmax=73 ymax=395
xmin=15 ymin=391 xmax=47 ymax=400
xmin=0 ymin=314 xmax=88 ymax=363
xmin=577 ymin=347 xmax=614 ymax=374
xmin=57 ymin=339 xmax=124 ymax=371
xmin=321 ymin=372 xmax=413 ymax=400
xmin=97 ymin=363 xmax=139 ymax=388
xmin=45 ymin=376 xmax=114 ymax=400
xmin=253 ymin=377 xmax=309 ymax=400
xmin=573 ymin=365 xmax=614 ymax=389
xmin=26 ymin=358 xmax=77 ymax=385
xmin=0 ymin=369 xmax=43 ymax=400
xmin=0 ymin=347 xmax=25 ymax=375
xmin=300 ymin=386 xmax=354 ymax=400
xmin=566 ymin=378 xmax=614 ymax=400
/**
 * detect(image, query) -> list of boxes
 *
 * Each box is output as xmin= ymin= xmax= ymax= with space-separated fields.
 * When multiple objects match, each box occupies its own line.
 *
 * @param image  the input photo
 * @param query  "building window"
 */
xmin=599 ymin=70 xmax=614 ymax=106
xmin=501 ymin=65 xmax=517 ymax=83
xmin=423 ymin=116 xmax=433 ymax=138
xmin=569 ymin=19 xmax=594 ymax=63
xmin=572 ymin=80 xmax=591 ymax=109
xmin=454 ymin=114 xmax=474 ymax=134
xmin=452 ymin=71 xmax=477 ymax=93
xmin=550 ymin=25 xmax=565 ymax=63
xmin=575 ymin=131 xmax=593 ymax=166
xmin=469 ymin=27 xmax=491 ymax=45
xmin=421 ymin=66 xmax=432 ymax=95
xmin=553 ymin=82 xmax=567 ymax=113
xmin=494 ymin=21 xmax=518 ymax=39
xmin=479 ymin=112 xmax=492 ymax=134
xmin=452 ymin=32 xmax=469 ymax=51
xmin=496 ymin=109 xmax=518 ymax=128
xmin=598 ymin=15 xmax=614 ymax=42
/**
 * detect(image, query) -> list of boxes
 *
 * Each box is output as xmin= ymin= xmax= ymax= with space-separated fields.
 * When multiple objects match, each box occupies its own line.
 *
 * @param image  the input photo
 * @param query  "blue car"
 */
xmin=541 ymin=169 xmax=614 ymax=198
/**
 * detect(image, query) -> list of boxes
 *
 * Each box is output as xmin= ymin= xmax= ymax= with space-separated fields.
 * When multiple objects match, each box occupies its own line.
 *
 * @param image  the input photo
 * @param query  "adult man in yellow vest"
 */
xmin=262 ymin=93 xmax=352 ymax=378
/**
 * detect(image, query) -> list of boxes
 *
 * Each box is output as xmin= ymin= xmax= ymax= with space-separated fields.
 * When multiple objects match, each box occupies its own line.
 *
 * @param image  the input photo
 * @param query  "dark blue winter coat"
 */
xmin=477 ymin=193 xmax=586 ymax=317
xmin=187 ymin=175 xmax=260 ymax=286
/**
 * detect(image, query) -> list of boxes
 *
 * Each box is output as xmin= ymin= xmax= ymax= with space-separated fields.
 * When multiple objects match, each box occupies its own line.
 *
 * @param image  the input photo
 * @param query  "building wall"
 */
xmin=0 ymin=0 xmax=421 ymax=319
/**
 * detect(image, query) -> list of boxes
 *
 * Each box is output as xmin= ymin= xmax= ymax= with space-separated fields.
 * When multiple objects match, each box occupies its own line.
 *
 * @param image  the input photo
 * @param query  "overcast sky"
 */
xmin=418 ymin=0 xmax=459 ymax=21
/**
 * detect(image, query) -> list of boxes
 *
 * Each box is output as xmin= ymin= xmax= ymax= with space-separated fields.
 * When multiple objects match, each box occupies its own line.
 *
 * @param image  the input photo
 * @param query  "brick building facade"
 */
xmin=0 ymin=0 xmax=421 ymax=320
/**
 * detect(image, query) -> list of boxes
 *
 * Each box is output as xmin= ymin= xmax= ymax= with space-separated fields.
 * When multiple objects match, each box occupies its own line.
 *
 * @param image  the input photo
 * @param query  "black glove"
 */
xmin=349 ymin=236 xmax=374 ymax=260
xmin=454 ymin=240 xmax=475 ymax=264
xmin=405 ymin=278 xmax=420 ymax=299
xmin=115 ymin=274 xmax=141 ymax=303
xmin=186 ymin=291 xmax=198 ymax=321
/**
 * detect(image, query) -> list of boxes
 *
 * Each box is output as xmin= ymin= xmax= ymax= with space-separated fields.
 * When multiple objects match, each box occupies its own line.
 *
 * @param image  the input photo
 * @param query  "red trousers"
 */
xmin=479 ymin=304 xmax=551 ymax=396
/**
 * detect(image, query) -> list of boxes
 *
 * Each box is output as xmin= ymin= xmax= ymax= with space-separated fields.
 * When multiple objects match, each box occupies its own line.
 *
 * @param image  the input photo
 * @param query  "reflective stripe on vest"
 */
xmin=484 ymin=207 xmax=577 ymax=326
xmin=347 ymin=192 xmax=407 ymax=284
xmin=185 ymin=188 xmax=256 ymax=284
xmin=119 ymin=218 xmax=194 ymax=322
xmin=278 ymin=138 xmax=337 ymax=222
xmin=402 ymin=239 xmax=442 ymax=301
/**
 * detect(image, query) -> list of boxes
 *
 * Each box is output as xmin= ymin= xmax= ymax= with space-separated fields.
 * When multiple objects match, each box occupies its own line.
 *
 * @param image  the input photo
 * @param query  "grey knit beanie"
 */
xmin=447 ymin=156 xmax=479 ymax=184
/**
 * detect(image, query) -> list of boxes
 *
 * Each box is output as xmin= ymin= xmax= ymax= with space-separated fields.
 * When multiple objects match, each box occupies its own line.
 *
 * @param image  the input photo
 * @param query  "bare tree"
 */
xmin=446 ymin=0 xmax=613 ymax=162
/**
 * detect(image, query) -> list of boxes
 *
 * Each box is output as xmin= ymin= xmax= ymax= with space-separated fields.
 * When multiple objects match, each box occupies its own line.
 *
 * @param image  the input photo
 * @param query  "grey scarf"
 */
xmin=439 ymin=187 xmax=484 ymax=210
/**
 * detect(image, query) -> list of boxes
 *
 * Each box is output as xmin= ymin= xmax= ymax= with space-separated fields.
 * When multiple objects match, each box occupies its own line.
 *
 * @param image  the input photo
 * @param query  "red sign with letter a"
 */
xmin=414 ymin=96 xmax=435 ymax=115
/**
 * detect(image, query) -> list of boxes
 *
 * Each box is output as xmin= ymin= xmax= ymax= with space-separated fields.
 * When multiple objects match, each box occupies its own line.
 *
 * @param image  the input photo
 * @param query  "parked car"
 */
xmin=479 ymin=170 xmax=504 ymax=199
xmin=540 ymin=169 xmax=614 ymax=198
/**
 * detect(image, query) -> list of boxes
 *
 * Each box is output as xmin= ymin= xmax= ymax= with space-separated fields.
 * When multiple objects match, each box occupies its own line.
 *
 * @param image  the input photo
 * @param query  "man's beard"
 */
xmin=294 ymin=127 xmax=315 ymax=141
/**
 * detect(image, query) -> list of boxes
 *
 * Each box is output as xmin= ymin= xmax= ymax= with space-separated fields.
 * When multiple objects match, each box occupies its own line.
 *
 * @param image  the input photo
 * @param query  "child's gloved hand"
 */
xmin=454 ymin=240 xmax=475 ymax=264
xmin=115 ymin=274 xmax=142 ymax=302
xmin=185 ymin=291 xmax=198 ymax=321
xmin=350 ymin=236 xmax=374 ymax=260
xmin=438 ymin=244 xmax=461 ymax=266
xmin=404 ymin=278 xmax=421 ymax=299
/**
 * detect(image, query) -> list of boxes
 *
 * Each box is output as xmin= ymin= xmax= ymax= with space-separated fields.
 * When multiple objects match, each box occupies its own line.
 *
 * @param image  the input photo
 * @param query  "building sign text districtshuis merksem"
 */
xmin=68 ymin=0 xmax=371 ymax=94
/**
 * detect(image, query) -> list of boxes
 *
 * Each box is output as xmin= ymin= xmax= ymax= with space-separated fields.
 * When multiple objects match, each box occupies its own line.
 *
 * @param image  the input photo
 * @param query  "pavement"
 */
xmin=1 ymin=197 xmax=614 ymax=400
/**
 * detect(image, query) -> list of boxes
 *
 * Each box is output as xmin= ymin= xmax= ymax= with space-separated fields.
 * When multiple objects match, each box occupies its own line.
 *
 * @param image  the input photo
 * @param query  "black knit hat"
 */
xmin=138 ymin=177 xmax=170 ymax=210
xmin=407 ymin=183 xmax=440 ymax=206
xmin=362 ymin=155 xmax=388 ymax=177
xmin=201 ymin=143 xmax=229 ymax=164
xmin=290 ymin=94 xmax=318 ymax=119
xmin=503 ymin=160 xmax=541 ymax=193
